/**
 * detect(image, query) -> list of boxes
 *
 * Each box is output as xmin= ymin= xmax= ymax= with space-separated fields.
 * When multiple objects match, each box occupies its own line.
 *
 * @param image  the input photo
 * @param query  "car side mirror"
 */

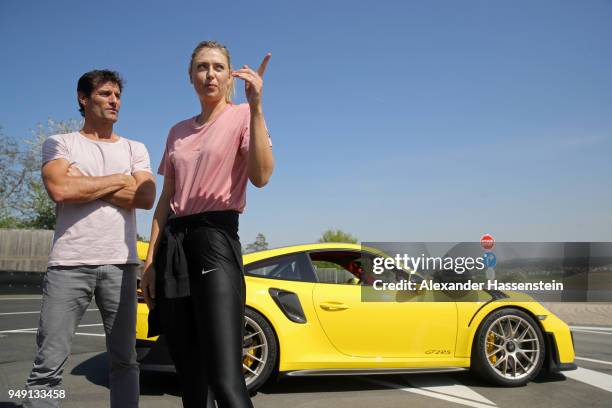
xmin=408 ymin=273 xmax=426 ymax=295
xmin=409 ymin=273 xmax=424 ymax=285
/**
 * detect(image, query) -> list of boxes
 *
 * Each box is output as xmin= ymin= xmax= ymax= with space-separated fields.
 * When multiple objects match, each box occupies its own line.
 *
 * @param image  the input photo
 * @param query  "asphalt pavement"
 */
xmin=1 ymin=295 xmax=611 ymax=408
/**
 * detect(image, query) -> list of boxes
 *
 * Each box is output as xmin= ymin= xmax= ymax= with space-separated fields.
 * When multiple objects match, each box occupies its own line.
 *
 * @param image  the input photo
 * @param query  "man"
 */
xmin=23 ymin=70 xmax=156 ymax=408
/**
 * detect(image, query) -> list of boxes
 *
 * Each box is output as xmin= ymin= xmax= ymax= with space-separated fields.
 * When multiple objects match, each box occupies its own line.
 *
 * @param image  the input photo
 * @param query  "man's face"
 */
xmin=79 ymin=81 xmax=121 ymax=122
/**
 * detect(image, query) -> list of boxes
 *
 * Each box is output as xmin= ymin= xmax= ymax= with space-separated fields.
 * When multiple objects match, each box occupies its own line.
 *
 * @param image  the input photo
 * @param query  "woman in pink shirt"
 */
xmin=141 ymin=40 xmax=274 ymax=408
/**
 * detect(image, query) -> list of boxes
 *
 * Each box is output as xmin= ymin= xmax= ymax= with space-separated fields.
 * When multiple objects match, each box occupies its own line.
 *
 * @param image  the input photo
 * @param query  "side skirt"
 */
xmin=283 ymin=367 xmax=469 ymax=377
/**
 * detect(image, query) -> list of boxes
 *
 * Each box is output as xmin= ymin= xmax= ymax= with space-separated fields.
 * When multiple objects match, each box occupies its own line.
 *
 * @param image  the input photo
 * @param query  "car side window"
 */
xmin=311 ymin=260 xmax=357 ymax=284
xmin=245 ymin=254 xmax=316 ymax=283
xmin=309 ymin=251 xmax=378 ymax=285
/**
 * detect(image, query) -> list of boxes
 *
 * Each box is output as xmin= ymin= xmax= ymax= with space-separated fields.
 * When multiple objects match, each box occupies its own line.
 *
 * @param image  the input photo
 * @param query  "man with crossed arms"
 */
xmin=23 ymin=69 xmax=156 ymax=408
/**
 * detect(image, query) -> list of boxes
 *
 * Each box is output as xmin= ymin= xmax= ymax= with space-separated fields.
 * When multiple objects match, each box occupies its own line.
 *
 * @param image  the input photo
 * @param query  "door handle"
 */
xmin=319 ymin=302 xmax=349 ymax=311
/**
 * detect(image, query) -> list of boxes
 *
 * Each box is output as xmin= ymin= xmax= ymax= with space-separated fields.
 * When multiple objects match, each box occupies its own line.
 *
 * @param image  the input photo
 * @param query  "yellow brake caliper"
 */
xmin=487 ymin=331 xmax=497 ymax=364
xmin=243 ymin=340 xmax=258 ymax=368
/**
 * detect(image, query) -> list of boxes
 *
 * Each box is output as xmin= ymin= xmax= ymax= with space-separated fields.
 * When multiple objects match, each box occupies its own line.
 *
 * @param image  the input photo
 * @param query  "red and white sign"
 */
xmin=480 ymin=234 xmax=495 ymax=250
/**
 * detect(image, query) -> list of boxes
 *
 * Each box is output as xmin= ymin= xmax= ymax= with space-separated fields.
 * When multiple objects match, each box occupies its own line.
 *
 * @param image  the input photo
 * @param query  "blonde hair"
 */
xmin=189 ymin=40 xmax=234 ymax=103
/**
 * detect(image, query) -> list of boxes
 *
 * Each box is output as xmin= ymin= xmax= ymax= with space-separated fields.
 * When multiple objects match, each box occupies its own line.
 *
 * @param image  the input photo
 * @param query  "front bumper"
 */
xmin=543 ymin=331 xmax=577 ymax=372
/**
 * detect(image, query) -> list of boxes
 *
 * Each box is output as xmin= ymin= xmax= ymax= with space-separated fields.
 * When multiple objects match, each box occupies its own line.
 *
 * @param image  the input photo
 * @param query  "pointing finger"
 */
xmin=257 ymin=53 xmax=271 ymax=77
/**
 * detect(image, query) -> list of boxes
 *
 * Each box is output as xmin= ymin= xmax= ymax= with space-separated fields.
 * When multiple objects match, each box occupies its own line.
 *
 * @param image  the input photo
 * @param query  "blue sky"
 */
xmin=1 ymin=0 xmax=611 ymax=247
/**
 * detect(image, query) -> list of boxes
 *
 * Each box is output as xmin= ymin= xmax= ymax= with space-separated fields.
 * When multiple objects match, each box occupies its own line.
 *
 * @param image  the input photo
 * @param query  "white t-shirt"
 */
xmin=42 ymin=132 xmax=152 ymax=266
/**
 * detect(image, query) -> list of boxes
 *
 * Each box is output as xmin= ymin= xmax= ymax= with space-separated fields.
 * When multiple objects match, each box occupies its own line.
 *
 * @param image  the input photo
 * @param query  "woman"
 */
xmin=141 ymin=40 xmax=273 ymax=408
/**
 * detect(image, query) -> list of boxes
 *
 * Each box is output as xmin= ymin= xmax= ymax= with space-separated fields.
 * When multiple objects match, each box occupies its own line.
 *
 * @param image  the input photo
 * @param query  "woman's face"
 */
xmin=190 ymin=47 xmax=232 ymax=103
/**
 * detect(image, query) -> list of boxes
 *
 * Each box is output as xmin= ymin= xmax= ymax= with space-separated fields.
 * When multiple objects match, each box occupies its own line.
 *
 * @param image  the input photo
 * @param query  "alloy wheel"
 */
xmin=485 ymin=315 xmax=541 ymax=380
xmin=242 ymin=315 xmax=269 ymax=386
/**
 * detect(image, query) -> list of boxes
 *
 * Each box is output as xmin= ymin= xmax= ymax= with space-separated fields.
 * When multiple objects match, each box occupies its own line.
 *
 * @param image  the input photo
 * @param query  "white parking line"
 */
xmin=1 ymin=330 xmax=39 ymax=335
xmin=0 ymin=311 xmax=42 ymax=316
xmin=0 ymin=297 xmax=43 ymax=300
xmin=6 ymin=330 xmax=105 ymax=337
xmin=406 ymin=375 xmax=497 ymax=406
xmin=572 ymin=329 xmax=612 ymax=336
xmin=0 ymin=327 xmax=38 ymax=333
xmin=0 ymin=323 xmax=103 ymax=334
xmin=564 ymin=367 xmax=612 ymax=393
xmin=570 ymin=326 xmax=612 ymax=332
xmin=362 ymin=375 xmax=497 ymax=408
xmin=0 ymin=309 xmax=98 ymax=316
xmin=576 ymin=356 xmax=612 ymax=367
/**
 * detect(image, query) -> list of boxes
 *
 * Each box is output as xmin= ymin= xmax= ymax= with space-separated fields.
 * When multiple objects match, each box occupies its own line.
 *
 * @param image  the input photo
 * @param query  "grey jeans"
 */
xmin=23 ymin=264 xmax=139 ymax=408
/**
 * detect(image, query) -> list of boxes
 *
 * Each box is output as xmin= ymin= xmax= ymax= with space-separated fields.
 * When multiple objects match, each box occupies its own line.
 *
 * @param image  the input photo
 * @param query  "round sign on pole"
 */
xmin=483 ymin=251 xmax=497 ymax=268
xmin=481 ymin=234 xmax=495 ymax=250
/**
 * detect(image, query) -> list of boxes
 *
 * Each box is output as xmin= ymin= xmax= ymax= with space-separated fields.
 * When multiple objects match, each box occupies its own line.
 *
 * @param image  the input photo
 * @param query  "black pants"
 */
xmin=159 ymin=225 xmax=253 ymax=408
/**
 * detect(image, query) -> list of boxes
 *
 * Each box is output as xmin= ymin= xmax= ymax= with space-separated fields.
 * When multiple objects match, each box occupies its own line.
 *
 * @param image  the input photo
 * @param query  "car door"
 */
xmin=310 ymin=250 xmax=458 ymax=359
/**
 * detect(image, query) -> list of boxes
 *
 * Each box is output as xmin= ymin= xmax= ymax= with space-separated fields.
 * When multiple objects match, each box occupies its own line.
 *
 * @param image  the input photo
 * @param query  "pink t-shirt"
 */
xmin=159 ymin=103 xmax=271 ymax=215
xmin=42 ymin=132 xmax=152 ymax=266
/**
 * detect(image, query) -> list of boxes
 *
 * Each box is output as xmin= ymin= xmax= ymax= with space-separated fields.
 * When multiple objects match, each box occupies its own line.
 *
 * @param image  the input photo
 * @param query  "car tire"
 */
xmin=243 ymin=307 xmax=278 ymax=393
xmin=471 ymin=308 xmax=545 ymax=386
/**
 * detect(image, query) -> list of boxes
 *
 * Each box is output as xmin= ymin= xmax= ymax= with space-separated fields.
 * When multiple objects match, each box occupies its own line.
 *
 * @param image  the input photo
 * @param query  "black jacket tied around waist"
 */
xmin=147 ymin=210 xmax=240 ymax=337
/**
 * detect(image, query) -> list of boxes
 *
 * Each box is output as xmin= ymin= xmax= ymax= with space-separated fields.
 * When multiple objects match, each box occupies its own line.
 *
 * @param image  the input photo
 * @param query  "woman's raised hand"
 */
xmin=232 ymin=53 xmax=271 ymax=109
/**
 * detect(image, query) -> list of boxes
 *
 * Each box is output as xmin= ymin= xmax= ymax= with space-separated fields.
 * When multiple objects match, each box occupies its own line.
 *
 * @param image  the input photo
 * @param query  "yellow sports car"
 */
xmin=135 ymin=243 xmax=576 ymax=392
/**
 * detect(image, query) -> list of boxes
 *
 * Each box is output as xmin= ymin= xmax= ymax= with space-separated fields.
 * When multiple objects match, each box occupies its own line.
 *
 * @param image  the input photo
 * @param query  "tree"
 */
xmin=318 ymin=229 xmax=358 ymax=244
xmin=0 ymin=127 xmax=26 ymax=227
xmin=244 ymin=233 xmax=269 ymax=253
xmin=0 ymin=119 xmax=81 ymax=230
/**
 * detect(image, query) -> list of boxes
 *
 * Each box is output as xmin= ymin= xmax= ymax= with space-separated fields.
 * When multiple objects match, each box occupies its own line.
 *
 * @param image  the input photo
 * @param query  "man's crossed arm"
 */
xmin=42 ymin=158 xmax=156 ymax=210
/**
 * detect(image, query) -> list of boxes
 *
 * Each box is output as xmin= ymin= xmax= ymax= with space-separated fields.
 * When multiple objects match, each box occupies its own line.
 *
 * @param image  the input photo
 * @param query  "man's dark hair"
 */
xmin=77 ymin=70 xmax=125 ymax=117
